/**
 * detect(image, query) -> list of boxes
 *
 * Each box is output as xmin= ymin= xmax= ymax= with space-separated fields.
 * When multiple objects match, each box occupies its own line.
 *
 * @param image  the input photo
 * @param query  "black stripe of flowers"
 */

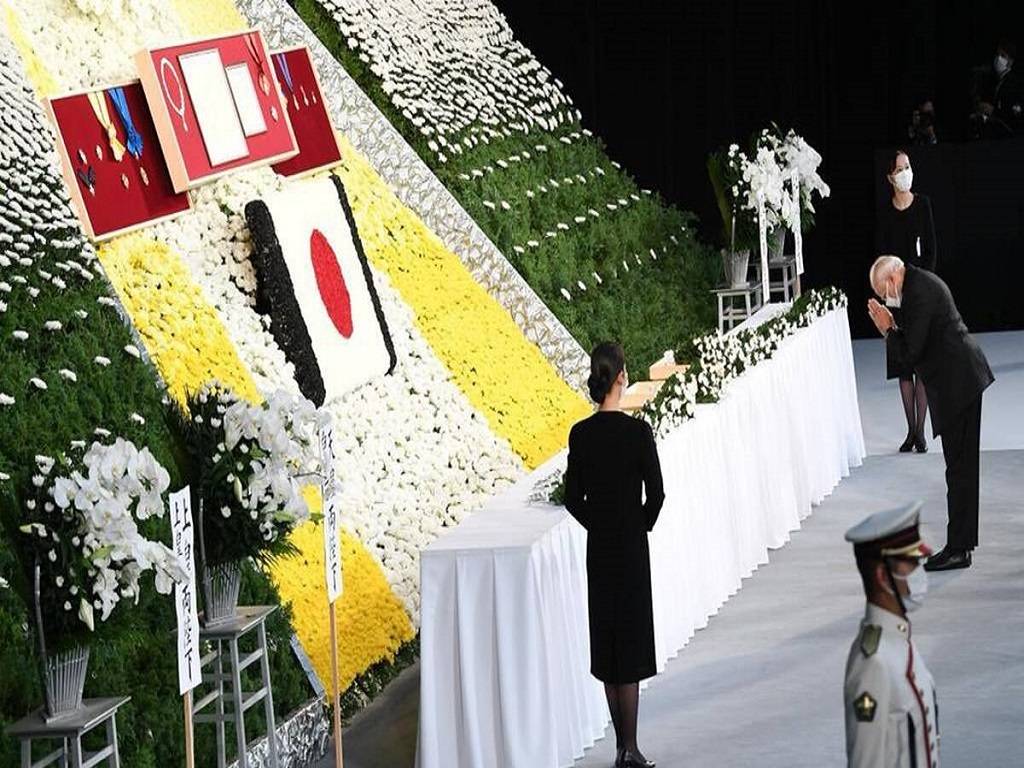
xmin=330 ymin=174 xmax=398 ymax=375
xmin=244 ymin=198 xmax=328 ymax=406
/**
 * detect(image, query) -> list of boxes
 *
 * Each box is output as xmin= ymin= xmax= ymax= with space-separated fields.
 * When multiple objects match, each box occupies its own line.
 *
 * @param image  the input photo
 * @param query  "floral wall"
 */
xmin=0 ymin=0 xmax=589 ymax=753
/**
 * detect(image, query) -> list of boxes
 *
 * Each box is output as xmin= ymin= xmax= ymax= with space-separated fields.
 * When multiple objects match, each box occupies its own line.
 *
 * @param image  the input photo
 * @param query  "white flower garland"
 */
xmin=641 ymin=288 xmax=848 ymax=436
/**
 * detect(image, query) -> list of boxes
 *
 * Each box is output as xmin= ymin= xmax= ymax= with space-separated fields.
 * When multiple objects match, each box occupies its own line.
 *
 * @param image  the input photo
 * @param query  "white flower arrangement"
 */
xmin=175 ymin=385 xmax=330 ymax=567
xmin=17 ymin=438 xmax=184 ymax=635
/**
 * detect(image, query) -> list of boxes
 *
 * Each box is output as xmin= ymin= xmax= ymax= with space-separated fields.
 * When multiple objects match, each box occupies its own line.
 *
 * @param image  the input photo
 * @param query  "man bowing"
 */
xmin=867 ymin=255 xmax=994 ymax=571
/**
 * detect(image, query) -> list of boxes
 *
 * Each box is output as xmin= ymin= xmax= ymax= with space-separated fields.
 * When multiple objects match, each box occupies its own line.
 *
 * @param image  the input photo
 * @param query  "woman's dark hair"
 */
xmin=587 ymin=341 xmax=625 ymax=403
xmin=889 ymin=148 xmax=910 ymax=173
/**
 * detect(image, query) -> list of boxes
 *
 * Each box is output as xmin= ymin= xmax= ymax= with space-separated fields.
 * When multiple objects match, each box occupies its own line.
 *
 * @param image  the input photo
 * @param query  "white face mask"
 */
xmin=884 ymin=283 xmax=902 ymax=309
xmin=892 ymin=564 xmax=928 ymax=612
xmin=995 ymin=54 xmax=1011 ymax=76
xmin=892 ymin=167 xmax=913 ymax=192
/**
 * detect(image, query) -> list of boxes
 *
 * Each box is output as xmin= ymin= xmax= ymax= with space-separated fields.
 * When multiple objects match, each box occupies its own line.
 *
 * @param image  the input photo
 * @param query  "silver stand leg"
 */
xmin=20 ymin=738 xmax=30 ymax=768
xmin=61 ymin=738 xmax=68 ymax=768
xmin=229 ymin=639 xmax=247 ymax=768
xmin=68 ymin=736 xmax=83 ymax=768
xmin=718 ymin=294 xmax=725 ymax=334
xmin=744 ymin=291 xmax=751 ymax=318
xmin=106 ymin=712 xmax=120 ymax=767
xmin=258 ymin=623 xmax=279 ymax=768
xmin=215 ymin=640 xmax=226 ymax=768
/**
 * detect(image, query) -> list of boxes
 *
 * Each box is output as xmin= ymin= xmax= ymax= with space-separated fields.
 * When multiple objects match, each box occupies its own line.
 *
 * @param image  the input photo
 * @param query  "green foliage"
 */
xmin=0 ymin=182 xmax=311 ymax=768
xmin=292 ymin=0 xmax=719 ymax=372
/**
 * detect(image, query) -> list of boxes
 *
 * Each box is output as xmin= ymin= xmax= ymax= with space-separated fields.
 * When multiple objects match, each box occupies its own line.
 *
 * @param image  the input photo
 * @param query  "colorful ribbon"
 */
xmin=274 ymin=52 xmax=294 ymax=95
xmin=108 ymin=87 xmax=143 ymax=160
xmin=245 ymin=32 xmax=271 ymax=95
xmin=87 ymin=91 xmax=126 ymax=162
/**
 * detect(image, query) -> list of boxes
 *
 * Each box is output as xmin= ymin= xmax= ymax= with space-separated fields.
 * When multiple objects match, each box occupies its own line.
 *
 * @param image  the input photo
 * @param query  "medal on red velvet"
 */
xmin=75 ymin=165 xmax=96 ymax=196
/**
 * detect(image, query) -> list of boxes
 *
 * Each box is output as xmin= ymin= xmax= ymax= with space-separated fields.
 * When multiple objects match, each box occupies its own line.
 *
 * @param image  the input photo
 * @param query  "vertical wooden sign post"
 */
xmin=320 ymin=425 xmax=344 ymax=767
xmin=170 ymin=486 xmax=201 ymax=768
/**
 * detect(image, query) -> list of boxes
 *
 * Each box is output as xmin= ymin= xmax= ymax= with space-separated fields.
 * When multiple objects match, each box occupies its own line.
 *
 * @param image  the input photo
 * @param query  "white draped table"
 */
xmin=417 ymin=306 xmax=866 ymax=768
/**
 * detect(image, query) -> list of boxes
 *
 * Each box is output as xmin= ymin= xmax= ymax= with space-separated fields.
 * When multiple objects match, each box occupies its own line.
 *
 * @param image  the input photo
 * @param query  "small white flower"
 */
xmin=560 ymin=288 xmax=572 ymax=301
xmin=58 ymin=369 xmax=77 ymax=382
xmin=30 ymin=377 xmax=47 ymax=390
xmin=93 ymin=356 xmax=111 ymax=367
xmin=12 ymin=330 xmax=28 ymax=341
xmin=0 ymin=393 xmax=14 ymax=406
xmin=124 ymin=345 xmax=141 ymax=359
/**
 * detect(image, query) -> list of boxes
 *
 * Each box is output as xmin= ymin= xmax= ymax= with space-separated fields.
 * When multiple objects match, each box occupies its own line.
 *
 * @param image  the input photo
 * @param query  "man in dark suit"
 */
xmin=867 ymin=255 xmax=995 ymax=571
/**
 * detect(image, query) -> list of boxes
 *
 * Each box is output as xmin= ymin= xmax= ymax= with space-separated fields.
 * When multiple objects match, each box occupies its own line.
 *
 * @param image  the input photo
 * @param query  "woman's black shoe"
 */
xmin=614 ymin=747 xmax=625 ymax=768
xmin=914 ymin=435 xmax=928 ymax=453
xmin=623 ymin=751 xmax=655 ymax=768
xmin=899 ymin=434 xmax=915 ymax=453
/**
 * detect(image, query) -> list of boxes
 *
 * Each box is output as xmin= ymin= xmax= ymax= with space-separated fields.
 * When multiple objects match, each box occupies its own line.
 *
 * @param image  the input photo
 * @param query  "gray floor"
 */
xmin=319 ymin=332 xmax=1024 ymax=768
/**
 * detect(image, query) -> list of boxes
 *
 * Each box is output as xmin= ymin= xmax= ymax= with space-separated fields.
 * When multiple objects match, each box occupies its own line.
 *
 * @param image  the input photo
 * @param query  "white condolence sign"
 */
xmin=757 ymin=190 xmax=770 ymax=300
xmin=323 ymin=488 xmax=343 ymax=604
xmin=170 ymin=486 xmax=201 ymax=695
xmin=319 ymin=423 xmax=342 ymax=603
xmin=791 ymin=170 xmax=805 ymax=275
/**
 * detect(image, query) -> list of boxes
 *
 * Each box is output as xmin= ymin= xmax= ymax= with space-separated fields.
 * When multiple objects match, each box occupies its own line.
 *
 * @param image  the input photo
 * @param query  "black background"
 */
xmin=496 ymin=0 xmax=1024 ymax=337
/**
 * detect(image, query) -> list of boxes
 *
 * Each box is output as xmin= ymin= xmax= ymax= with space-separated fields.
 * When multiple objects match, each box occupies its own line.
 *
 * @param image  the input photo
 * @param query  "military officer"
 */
xmin=844 ymin=501 xmax=940 ymax=767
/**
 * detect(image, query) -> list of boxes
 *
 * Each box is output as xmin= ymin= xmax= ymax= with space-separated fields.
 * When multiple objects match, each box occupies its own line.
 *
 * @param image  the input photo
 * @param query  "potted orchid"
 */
xmin=1 ymin=438 xmax=184 ymax=719
xmin=707 ymin=143 xmax=756 ymax=287
xmin=170 ymin=384 xmax=329 ymax=626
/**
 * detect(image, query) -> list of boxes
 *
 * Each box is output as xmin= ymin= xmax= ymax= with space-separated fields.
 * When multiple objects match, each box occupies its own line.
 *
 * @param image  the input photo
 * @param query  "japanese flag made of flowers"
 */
xmin=245 ymin=176 xmax=396 ymax=405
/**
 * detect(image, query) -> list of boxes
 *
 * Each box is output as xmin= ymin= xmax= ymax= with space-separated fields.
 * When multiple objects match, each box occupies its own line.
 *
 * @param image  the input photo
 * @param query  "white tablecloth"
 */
xmin=417 ymin=307 xmax=865 ymax=768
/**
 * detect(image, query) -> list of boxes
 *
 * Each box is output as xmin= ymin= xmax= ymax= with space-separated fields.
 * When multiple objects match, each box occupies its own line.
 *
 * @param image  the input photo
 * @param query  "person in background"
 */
xmin=565 ymin=341 xmax=665 ymax=768
xmin=875 ymin=149 xmax=937 ymax=453
xmin=868 ymin=256 xmax=994 ymax=571
xmin=971 ymin=39 xmax=1024 ymax=138
xmin=908 ymin=100 xmax=937 ymax=145
xmin=843 ymin=501 xmax=939 ymax=767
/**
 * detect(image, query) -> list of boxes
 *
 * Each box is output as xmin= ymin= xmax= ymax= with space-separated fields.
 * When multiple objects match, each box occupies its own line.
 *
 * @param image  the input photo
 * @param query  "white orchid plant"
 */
xmin=710 ymin=126 xmax=830 ymax=251
xmin=8 ymin=438 xmax=185 ymax=643
xmin=172 ymin=384 xmax=330 ymax=569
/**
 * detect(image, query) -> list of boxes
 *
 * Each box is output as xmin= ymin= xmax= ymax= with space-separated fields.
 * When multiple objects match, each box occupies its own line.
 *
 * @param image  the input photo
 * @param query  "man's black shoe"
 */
xmin=924 ymin=548 xmax=972 ymax=571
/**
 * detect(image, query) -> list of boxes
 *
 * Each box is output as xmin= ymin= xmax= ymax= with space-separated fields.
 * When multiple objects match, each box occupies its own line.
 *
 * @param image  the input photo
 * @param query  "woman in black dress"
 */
xmin=876 ymin=149 xmax=937 ymax=453
xmin=565 ymin=342 xmax=664 ymax=768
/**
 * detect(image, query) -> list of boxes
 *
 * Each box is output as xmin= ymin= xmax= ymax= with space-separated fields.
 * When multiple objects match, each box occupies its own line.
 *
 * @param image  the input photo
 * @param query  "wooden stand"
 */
xmin=329 ymin=602 xmax=344 ymax=767
xmin=5 ymin=696 xmax=130 ymax=768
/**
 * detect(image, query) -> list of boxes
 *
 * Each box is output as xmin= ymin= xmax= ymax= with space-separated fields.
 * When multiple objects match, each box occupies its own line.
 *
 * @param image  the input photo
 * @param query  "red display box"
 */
xmin=45 ymin=82 xmax=192 ymax=241
xmin=135 ymin=30 xmax=298 ymax=192
xmin=270 ymin=46 xmax=343 ymax=178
